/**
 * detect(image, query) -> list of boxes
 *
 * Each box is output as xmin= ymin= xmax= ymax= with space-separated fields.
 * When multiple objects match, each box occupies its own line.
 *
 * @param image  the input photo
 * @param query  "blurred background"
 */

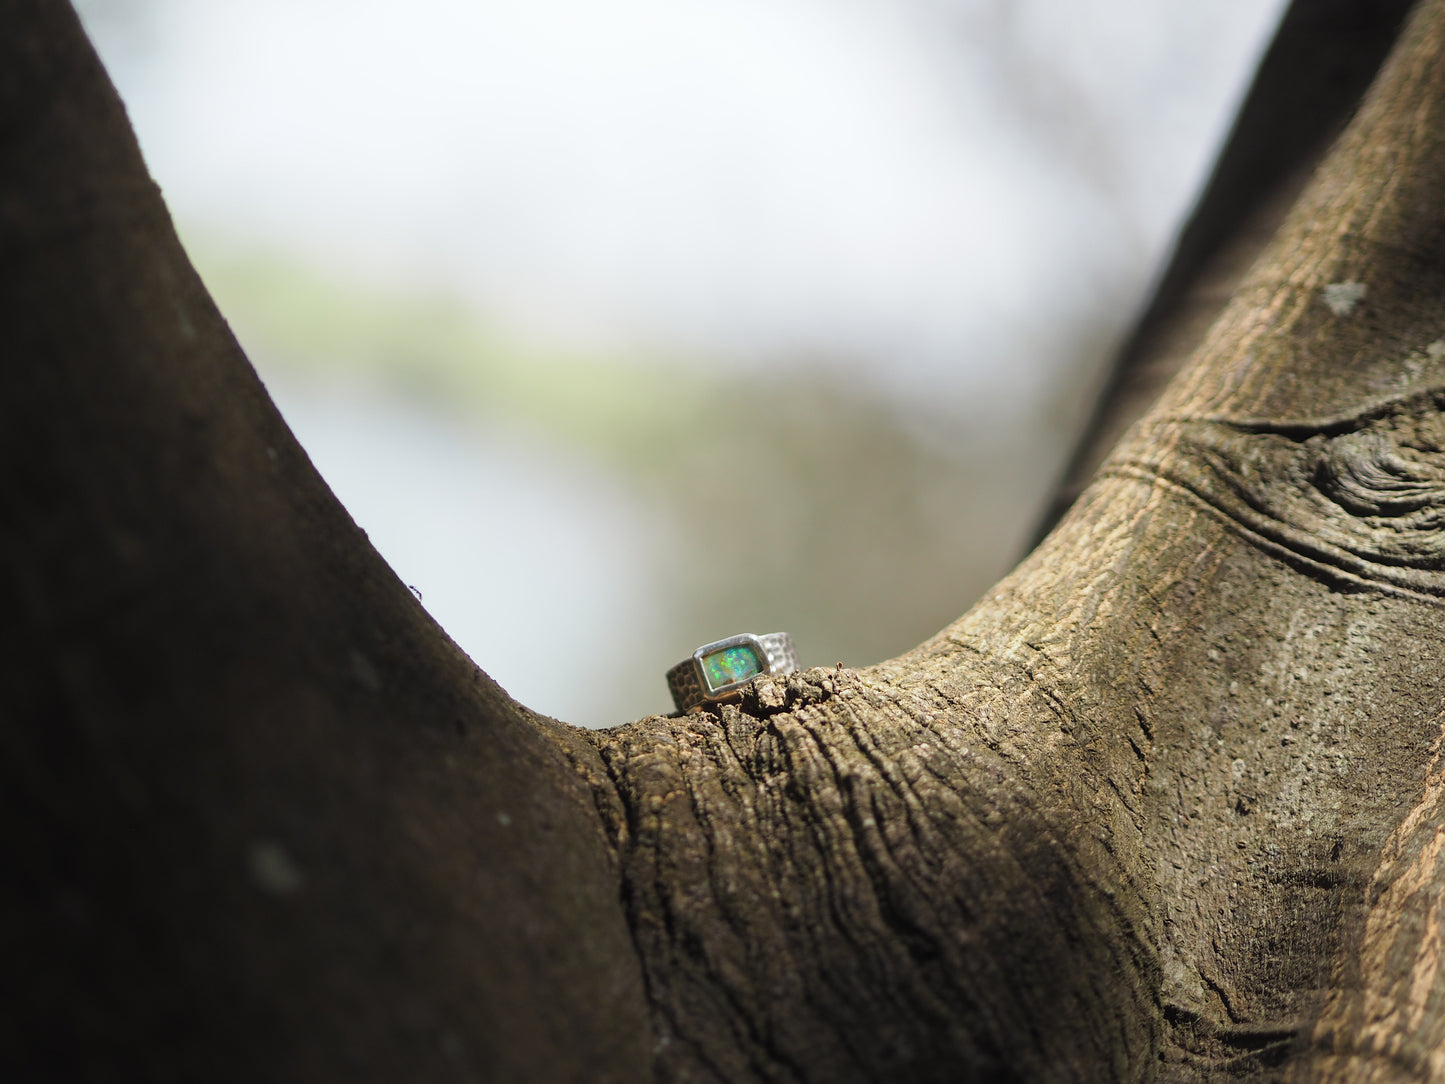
xmin=75 ymin=0 xmax=1287 ymax=726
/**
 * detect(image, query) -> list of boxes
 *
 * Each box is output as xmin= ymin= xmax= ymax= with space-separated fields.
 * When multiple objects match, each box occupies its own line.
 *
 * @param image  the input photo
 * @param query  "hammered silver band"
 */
xmin=667 ymin=632 xmax=797 ymax=713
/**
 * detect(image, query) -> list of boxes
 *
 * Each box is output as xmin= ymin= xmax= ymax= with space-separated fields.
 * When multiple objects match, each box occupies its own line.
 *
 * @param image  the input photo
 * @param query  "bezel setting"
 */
xmin=691 ymin=633 xmax=768 ymax=699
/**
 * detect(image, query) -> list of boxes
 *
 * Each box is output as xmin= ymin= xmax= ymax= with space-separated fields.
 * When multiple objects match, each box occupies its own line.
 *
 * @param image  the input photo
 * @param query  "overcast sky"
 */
xmin=74 ymin=0 xmax=1289 ymax=724
xmin=80 ymin=0 xmax=1286 ymax=405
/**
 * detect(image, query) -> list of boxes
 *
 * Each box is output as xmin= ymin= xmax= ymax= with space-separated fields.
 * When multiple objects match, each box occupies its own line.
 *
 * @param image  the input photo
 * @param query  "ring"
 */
xmin=667 ymin=632 xmax=798 ymax=712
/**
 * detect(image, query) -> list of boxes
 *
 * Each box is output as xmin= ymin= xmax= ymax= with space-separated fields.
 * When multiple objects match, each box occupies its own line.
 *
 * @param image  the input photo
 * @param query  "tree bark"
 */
xmin=6 ymin=0 xmax=1445 ymax=1081
xmin=1 ymin=3 xmax=648 ymax=1079
xmin=1032 ymin=0 xmax=1416 ymax=545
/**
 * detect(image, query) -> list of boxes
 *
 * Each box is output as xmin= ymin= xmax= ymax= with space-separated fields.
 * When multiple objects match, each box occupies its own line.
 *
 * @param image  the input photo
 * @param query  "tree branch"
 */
xmin=1 ymin=2 xmax=646 ymax=1078
xmin=585 ymin=0 xmax=1445 ymax=1076
xmin=1032 ymin=0 xmax=1416 ymax=546
xmin=7 ymin=0 xmax=1445 ymax=1080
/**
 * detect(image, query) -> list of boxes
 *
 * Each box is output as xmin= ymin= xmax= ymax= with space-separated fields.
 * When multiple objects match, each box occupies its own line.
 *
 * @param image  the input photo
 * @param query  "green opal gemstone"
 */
xmin=700 ymin=644 xmax=763 ymax=692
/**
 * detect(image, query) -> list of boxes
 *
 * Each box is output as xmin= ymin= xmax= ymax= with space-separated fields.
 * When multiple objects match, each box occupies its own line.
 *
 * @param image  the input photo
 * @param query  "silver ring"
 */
xmin=667 ymin=632 xmax=797 ymax=713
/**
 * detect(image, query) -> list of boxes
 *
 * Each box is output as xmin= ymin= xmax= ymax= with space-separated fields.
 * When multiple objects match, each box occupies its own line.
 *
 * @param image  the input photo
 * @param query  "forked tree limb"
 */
xmin=5 ymin=0 xmax=1445 ymax=1081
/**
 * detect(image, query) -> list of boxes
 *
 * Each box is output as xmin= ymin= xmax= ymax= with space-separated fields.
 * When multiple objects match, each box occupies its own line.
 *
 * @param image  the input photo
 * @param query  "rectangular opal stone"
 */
xmin=699 ymin=643 xmax=763 ymax=692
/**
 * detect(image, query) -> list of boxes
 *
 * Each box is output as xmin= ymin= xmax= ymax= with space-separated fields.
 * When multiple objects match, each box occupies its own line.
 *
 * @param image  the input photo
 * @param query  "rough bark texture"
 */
xmin=1033 ymin=0 xmax=1416 ymax=545
xmin=6 ymin=0 xmax=1445 ymax=1081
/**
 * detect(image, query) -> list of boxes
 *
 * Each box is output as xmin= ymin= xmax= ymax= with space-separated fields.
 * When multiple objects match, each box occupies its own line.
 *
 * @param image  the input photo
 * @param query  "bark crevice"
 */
xmin=588 ymin=665 xmax=1162 ymax=1082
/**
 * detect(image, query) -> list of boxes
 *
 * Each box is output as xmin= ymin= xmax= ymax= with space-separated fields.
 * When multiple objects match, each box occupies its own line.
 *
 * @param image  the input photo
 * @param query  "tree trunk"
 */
xmin=6 ymin=0 xmax=1445 ymax=1081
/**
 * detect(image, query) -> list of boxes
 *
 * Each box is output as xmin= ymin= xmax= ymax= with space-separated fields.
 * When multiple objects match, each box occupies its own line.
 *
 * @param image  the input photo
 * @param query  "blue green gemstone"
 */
xmin=700 ymin=645 xmax=762 ymax=692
